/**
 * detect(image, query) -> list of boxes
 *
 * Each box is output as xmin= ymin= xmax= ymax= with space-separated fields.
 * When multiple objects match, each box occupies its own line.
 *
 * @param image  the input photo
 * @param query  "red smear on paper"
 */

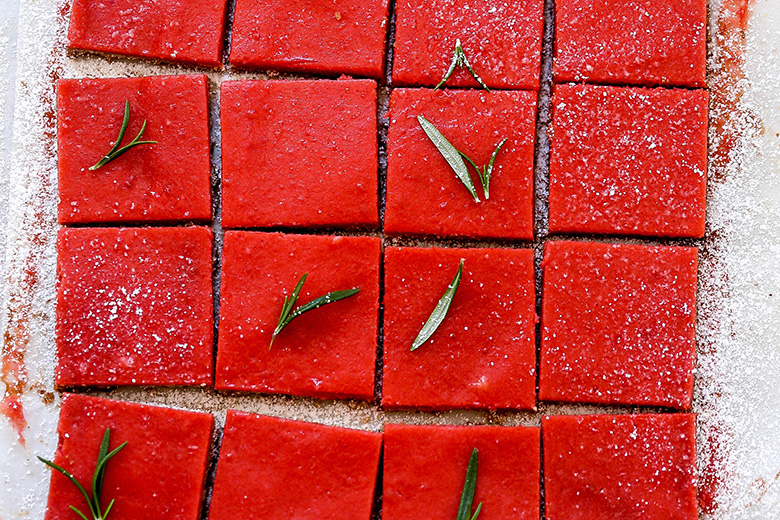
xmin=710 ymin=0 xmax=756 ymax=179
xmin=700 ymin=0 xmax=755 ymax=513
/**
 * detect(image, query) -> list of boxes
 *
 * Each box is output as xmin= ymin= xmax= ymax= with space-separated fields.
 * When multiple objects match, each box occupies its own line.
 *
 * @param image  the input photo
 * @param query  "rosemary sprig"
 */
xmin=89 ymin=101 xmax=157 ymax=170
xmin=435 ymin=39 xmax=490 ymax=92
xmin=270 ymin=273 xmax=360 ymax=348
xmin=417 ymin=116 xmax=507 ymax=202
xmin=411 ymin=258 xmax=464 ymax=351
xmin=456 ymin=448 xmax=483 ymax=520
xmin=38 ymin=428 xmax=127 ymax=520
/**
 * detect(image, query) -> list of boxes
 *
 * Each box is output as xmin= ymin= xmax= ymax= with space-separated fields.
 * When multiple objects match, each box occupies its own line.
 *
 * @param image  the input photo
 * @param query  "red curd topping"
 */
xmin=393 ymin=0 xmax=544 ymax=90
xmin=385 ymin=88 xmax=536 ymax=240
xmin=543 ymin=414 xmax=698 ymax=520
xmin=67 ymin=0 xmax=228 ymax=67
xmin=215 ymin=231 xmax=380 ymax=401
xmin=548 ymin=84 xmax=709 ymax=238
xmin=383 ymin=423 xmax=541 ymax=520
xmin=540 ymin=241 xmax=698 ymax=409
xmin=209 ymin=411 xmax=382 ymax=520
xmin=230 ymin=0 xmax=390 ymax=78
xmin=57 ymin=75 xmax=212 ymax=225
xmin=56 ymin=227 xmax=214 ymax=387
xmin=382 ymin=246 xmax=537 ymax=411
xmin=44 ymin=393 xmax=213 ymax=520
xmin=220 ymin=79 xmax=379 ymax=230
xmin=554 ymin=0 xmax=707 ymax=88
xmin=46 ymin=0 xmax=716 ymax=512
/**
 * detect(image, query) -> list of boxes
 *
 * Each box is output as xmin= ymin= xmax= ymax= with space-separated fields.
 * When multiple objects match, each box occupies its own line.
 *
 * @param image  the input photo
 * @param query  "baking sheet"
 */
xmin=2 ymin=0 xmax=780 ymax=518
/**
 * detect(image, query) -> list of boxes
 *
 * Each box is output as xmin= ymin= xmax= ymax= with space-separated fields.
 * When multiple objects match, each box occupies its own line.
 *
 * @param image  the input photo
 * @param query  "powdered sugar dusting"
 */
xmin=0 ymin=0 xmax=64 ymax=517
xmin=696 ymin=0 xmax=780 ymax=517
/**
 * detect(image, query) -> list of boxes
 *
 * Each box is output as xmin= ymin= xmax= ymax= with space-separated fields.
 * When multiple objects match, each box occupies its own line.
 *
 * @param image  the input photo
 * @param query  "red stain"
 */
xmin=699 ymin=428 xmax=732 ymax=514
xmin=0 ymin=80 xmax=57 ymax=445
xmin=0 ymin=21 xmax=64 ymax=448
xmin=1 ymin=270 xmax=31 ymax=446
xmin=1 ymin=227 xmax=47 ymax=449
xmin=0 ymin=394 xmax=27 ymax=446
xmin=710 ymin=0 xmax=756 ymax=179
xmin=700 ymin=0 xmax=755 ymax=513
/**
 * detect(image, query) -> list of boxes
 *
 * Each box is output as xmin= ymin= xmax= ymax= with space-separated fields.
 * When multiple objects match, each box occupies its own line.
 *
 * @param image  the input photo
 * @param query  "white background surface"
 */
xmin=1 ymin=0 xmax=21 ymax=288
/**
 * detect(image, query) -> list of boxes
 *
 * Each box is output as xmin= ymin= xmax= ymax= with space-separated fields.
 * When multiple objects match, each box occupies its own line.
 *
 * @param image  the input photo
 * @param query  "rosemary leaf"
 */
xmin=273 ymin=273 xmax=307 ymax=345
xmin=103 ymin=499 xmax=116 ymax=519
xmin=287 ymin=289 xmax=360 ymax=320
xmin=411 ymin=258 xmax=464 ymax=351
xmin=91 ymin=429 xmax=111 ymax=509
xmin=434 ymin=39 xmax=490 ymax=92
xmin=434 ymin=40 xmax=463 ymax=90
xmin=458 ymin=151 xmax=481 ymax=183
xmin=89 ymin=101 xmax=157 ymax=171
xmin=457 ymin=42 xmax=490 ymax=93
xmin=38 ymin=427 xmax=126 ymax=520
xmin=270 ymin=274 xmax=360 ymax=348
xmin=69 ymin=506 xmax=90 ymax=520
xmin=38 ymin=457 xmax=97 ymax=518
xmin=418 ymin=116 xmax=480 ymax=203
xmin=478 ymin=137 xmax=508 ymax=200
xmin=456 ymin=448 xmax=482 ymax=520
xmin=107 ymin=101 xmax=131 ymax=157
xmin=92 ymin=441 xmax=128 ymax=511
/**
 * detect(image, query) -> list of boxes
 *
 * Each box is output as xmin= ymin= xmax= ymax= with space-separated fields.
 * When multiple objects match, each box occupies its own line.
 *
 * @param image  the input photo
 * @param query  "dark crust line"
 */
xmin=20 ymin=0 xmax=731 ymax=518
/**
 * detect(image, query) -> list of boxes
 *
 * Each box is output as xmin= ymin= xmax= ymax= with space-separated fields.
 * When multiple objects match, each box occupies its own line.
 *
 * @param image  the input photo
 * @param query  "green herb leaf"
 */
xmin=69 ymin=506 xmax=90 ymax=520
xmin=91 ymin=429 xmax=111 ymax=512
xmin=272 ymin=273 xmax=308 ymax=348
xmin=39 ymin=428 xmax=127 ymax=520
xmin=271 ymin=274 xmax=360 ymax=348
xmin=38 ymin=457 xmax=96 ymax=518
xmin=89 ymin=101 xmax=157 ymax=171
xmin=456 ymin=448 xmax=482 ymax=520
xmin=418 ymin=116 xmax=480 ymax=203
xmin=411 ymin=258 xmax=464 ymax=351
xmin=434 ymin=39 xmax=490 ymax=92
xmin=103 ymin=499 xmax=116 ymax=519
xmin=287 ymin=289 xmax=360 ymax=320
xmin=461 ymin=137 xmax=508 ymax=200
xmin=435 ymin=42 xmax=462 ymax=91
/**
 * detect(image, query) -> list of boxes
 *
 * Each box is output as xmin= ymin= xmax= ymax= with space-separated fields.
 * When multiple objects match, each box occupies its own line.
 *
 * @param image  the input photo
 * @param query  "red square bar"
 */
xmin=549 ymin=84 xmax=708 ymax=238
xmin=209 ymin=411 xmax=382 ymax=520
xmin=221 ymin=79 xmax=379 ymax=230
xmin=539 ymin=241 xmax=698 ymax=409
xmin=68 ymin=0 xmax=228 ymax=67
xmin=56 ymin=227 xmax=214 ymax=387
xmin=216 ymin=232 xmax=380 ymax=400
xmin=385 ymin=89 xmax=536 ymax=240
xmin=230 ymin=0 xmax=390 ymax=78
xmin=393 ymin=0 xmax=544 ymax=90
xmin=44 ymin=393 xmax=213 ymax=520
xmin=554 ymin=0 xmax=707 ymax=87
xmin=382 ymin=246 xmax=537 ymax=410
xmin=543 ymin=414 xmax=698 ymax=520
xmin=383 ymin=423 xmax=541 ymax=520
xmin=57 ymin=75 xmax=212 ymax=224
